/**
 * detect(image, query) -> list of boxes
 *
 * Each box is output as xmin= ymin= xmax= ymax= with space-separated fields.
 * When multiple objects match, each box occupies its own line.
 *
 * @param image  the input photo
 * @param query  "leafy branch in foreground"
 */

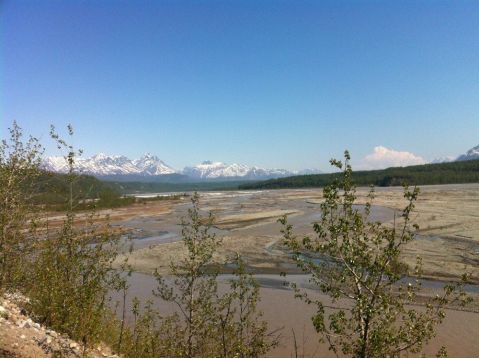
xmin=153 ymin=193 xmax=278 ymax=357
xmin=279 ymin=151 xmax=471 ymax=358
xmin=27 ymin=125 xmax=128 ymax=350
xmin=0 ymin=121 xmax=43 ymax=291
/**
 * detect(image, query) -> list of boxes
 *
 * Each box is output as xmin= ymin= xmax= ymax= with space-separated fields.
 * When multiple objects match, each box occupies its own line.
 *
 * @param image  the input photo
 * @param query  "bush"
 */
xmin=0 ymin=122 xmax=43 ymax=291
xmin=279 ymin=151 xmax=471 ymax=357
xmin=25 ymin=125 xmax=127 ymax=349
xmin=116 ymin=193 xmax=279 ymax=357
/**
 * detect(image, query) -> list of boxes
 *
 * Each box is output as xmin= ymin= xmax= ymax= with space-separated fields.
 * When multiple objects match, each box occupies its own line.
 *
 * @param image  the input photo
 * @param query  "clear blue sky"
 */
xmin=2 ymin=0 xmax=479 ymax=171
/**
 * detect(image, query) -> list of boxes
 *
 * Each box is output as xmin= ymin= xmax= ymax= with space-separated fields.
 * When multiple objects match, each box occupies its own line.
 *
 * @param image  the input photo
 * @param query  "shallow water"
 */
xmin=126 ymin=231 xmax=179 ymax=249
xmin=110 ymin=271 xmax=479 ymax=357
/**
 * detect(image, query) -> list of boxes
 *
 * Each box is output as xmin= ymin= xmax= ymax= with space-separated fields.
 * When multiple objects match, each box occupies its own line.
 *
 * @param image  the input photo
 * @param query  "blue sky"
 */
xmin=2 ymin=0 xmax=479 ymax=171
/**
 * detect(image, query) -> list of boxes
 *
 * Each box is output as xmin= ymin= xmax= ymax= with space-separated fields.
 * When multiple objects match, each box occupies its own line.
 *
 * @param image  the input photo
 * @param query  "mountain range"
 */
xmin=43 ymin=145 xmax=479 ymax=182
xmin=456 ymin=145 xmax=479 ymax=162
xmin=426 ymin=145 xmax=479 ymax=164
xmin=43 ymin=154 xmax=321 ymax=181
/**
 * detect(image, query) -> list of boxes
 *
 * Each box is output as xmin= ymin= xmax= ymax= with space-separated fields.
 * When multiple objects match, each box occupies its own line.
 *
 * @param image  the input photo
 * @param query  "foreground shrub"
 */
xmin=0 ymin=122 xmax=43 ymax=291
xmin=116 ymin=193 xmax=278 ymax=358
xmin=26 ymin=125 xmax=126 ymax=349
xmin=280 ymin=151 xmax=471 ymax=358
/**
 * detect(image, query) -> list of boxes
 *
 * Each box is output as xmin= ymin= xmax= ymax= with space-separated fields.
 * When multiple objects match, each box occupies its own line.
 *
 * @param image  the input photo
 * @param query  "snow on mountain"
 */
xmin=183 ymin=161 xmax=251 ymax=179
xmin=456 ymin=145 xmax=479 ymax=162
xmin=182 ymin=161 xmax=315 ymax=179
xmin=43 ymin=156 xmax=71 ymax=173
xmin=295 ymin=168 xmax=323 ymax=175
xmin=132 ymin=153 xmax=177 ymax=175
xmin=43 ymin=153 xmax=176 ymax=176
xmin=430 ymin=156 xmax=455 ymax=164
xmin=44 ymin=154 xmax=322 ymax=180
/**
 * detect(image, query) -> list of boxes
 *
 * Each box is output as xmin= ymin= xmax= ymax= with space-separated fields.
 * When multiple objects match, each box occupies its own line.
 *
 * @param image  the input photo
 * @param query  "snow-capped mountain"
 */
xmin=456 ymin=145 xmax=479 ymax=162
xmin=430 ymin=156 xmax=455 ymax=164
xmin=44 ymin=154 xmax=322 ymax=181
xmin=43 ymin=153 xmax=176 ymax=176
xmin=183 ymin=161 xmax=251 ymax=179
xmin=182 ymin=161 xmax=320 ymax=180
xmin=131 ymin=153 xmax=177 ymax=175
xmin=296 ymin=168 xmax=323 ymax=175
xmin=182 ymin=161 xmax=282 ymax=179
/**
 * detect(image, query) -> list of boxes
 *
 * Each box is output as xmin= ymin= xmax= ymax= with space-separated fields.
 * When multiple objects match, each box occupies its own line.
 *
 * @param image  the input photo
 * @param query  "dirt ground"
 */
xmin=0 ymin=295 xmax=116 ymax=358
xmin=113 ymin=185 xmax=479 ymax=282
xmin=39 ymin=198 xmax=181 ymax=229
xmin=355 ymin=184 xmax=479 ymax=282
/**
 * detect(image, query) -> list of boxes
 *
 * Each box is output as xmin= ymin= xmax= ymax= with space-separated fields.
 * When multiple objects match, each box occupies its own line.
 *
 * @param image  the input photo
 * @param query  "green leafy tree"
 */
xmin=113 ymin=297 xmax=186 ymax=358
xmin=215 ymin=255 xmax=278 ymax=358
xmin=279 ymin=151 xmax=471 ymax=358
xmin=28 ymin=125 xmax=127 ymax=350
xmin=154 ymin=192 xmax=219 ymax=357
xmin=0 ymin=121 xmax=43 ymax=291
xmin=153 ymin=193 xmax=278 ymax=357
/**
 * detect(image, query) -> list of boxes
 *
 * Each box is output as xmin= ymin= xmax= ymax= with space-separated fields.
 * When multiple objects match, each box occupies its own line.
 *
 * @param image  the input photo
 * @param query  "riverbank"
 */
xmin=0 ymin=294 xmax=117 ymax=358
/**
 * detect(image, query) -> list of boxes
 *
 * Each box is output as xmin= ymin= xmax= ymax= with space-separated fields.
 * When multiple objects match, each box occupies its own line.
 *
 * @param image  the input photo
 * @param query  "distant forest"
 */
xmin=33 ymin=159 xmax=479 ymax=209
xmin=31 ymin=172 xmax=134 ymax=210
xmin=239 ymin=159 xmax=479 ymax=190
xmin=31 ymin=172 xmax=241 ymax=210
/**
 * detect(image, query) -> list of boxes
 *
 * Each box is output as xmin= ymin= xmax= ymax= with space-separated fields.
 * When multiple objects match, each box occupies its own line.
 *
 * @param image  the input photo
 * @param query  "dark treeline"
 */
xmin=30 ymin=172 xmax=184 ymax=210
xmin=29 ymin=171 xmax=132 ymax=210
xmin=239 ymin=159 xmax=479 ymax=190
xmin=29 ymin=171 xmax=240 ymax=210
xmin=29 ymin=159 xmax=479 ymax=210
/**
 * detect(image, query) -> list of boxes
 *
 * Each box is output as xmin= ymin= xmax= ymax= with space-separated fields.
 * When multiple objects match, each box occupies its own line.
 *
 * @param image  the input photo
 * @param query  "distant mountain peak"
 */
xmin=431 ymin=156 xmax=455 ymax=164
xmin=456 ymin=145 xmax=479 ymax=162
xmin=466 ymin=145 xmax=479 ymax=155
xmin=44 ymin=153 xmax=322 ymax=181
xmin=140 ymin=152 xmax=159 ymax=160
xmin=43 ymin=153 xmax=176 ymax=177
xmin=182 ymin=161 xmax=321 ymax=180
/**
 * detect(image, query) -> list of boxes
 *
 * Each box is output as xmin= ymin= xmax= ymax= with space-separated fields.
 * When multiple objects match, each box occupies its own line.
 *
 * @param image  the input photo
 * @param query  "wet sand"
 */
xmin=106 ymin=186 xmax=479 ymax=356
xmin=114 ymin=186 xmax=479 ymax=281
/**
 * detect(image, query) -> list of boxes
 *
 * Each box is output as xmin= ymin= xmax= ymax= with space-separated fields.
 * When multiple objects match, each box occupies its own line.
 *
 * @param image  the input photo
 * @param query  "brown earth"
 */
xmin=0 ymin=295 xmax=117 ymax=358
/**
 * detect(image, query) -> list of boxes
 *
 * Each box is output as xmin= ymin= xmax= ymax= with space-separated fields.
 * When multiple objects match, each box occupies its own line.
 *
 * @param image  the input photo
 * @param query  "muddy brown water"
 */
xmin=110 ymin=272 xmax=479 ymax=357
